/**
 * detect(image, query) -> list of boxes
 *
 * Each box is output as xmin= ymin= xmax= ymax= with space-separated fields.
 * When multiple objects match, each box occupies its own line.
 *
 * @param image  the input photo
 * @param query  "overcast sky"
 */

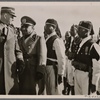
xmin=0 ymin=2 xmax=100 ymax=36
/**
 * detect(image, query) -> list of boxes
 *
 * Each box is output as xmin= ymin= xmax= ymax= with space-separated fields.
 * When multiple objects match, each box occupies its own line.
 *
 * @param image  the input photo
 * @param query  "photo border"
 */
xmin=0 ymin=0 xmax=100 ymax=100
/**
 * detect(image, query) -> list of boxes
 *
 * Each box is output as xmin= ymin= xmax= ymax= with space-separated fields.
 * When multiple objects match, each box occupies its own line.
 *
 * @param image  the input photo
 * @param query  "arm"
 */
xmin=53 ymin=38 xmax=66 ymax=76
xmin=91 ymin=43 xmax=100 ymax=85
xmin=38 ymin=36 xmax=47 ymax=66
xmin=36 ymin=36 xmax=47 ymax=80
xmin=15 ymin=34 xmax=23 ymax=60
xmin=15 ymin=34 xmax=25 ymax=74
xmin=89 ymin=43 xmax=100 ymax=93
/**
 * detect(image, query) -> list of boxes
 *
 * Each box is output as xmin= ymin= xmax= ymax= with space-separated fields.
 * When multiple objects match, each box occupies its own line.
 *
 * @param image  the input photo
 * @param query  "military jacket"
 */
xmin=75 ymin=37 xmax=99 ymax=67
xmin=65 ymin=36 xmax=80 ymax=54
xmin=19 ymin=32 xmax=47 ymax=74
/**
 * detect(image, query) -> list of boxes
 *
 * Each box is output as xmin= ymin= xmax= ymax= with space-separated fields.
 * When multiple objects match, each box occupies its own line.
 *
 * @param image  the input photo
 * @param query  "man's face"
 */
xmin=44 ymin=24 xmax=54 ymax=35
xmin=21 ymin=24 xmax=34 ymax=36
xmin=70 ymin=26 xmax=77 ymax=37
xmin=77 ymin=26 xmax=89 ymax=38
xmin=65 ymin=32 xmax=70 ymax=40
xmin=5 ymin=13 xmax=14 ymax=25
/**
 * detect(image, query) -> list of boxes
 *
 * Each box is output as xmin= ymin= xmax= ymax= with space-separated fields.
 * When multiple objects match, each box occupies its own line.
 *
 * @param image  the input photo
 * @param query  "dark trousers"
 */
xmin=62 ymin=77 xmax=75 ymax=95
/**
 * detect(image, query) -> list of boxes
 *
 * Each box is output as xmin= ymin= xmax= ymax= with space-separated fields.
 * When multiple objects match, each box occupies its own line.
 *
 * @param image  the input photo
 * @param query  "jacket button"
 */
xmin=26 ymin=59 xmax=29 ymax=61
xmin=28 ymin=46 xmax=30 ymax=48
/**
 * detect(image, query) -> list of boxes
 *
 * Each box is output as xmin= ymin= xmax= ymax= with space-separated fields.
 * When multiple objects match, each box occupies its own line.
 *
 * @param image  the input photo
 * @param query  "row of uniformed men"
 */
xmin=64 ymin=22 xmax=100 ymax=95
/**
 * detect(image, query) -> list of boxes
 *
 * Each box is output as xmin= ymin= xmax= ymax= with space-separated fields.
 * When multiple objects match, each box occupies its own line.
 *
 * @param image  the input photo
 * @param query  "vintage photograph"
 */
xmin=0 ymin=2 xmax=100 ymax=98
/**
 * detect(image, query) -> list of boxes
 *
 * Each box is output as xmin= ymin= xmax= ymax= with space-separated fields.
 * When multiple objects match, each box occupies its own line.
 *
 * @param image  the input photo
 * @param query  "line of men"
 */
xmin=0 ymin=6 xmax=100 ymax=95
xmin=63 ymin=22 xmax=100 ymax=95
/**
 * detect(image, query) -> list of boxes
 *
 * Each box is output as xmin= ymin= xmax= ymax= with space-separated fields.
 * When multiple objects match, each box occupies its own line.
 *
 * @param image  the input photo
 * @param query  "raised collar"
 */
xmin=46 ymin=31 xmax=56 ymax=42
xmin=77 ymin=36 xmax=91 ymax=53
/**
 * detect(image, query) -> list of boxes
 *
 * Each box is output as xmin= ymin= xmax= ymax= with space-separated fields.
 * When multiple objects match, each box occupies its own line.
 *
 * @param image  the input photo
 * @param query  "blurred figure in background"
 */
xmin=64 ymin=31 xmax=71 ymax=44
xmin=15 ymin=27 xmax=23 ymax=40
xmin=94 ymin=27 xmax=100 ymax=95
xmin=62 ymin=31 xmax=71 ymax=95
xmin=63 ymin=24 xmax=81 ymax=95
xmin=97 ymin=28 xmax=100 ymax=45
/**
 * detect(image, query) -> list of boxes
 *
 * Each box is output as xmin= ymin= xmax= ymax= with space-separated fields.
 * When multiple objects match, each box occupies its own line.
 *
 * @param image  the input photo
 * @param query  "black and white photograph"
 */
xmin=0 ymin=1 xmax=100 ymax=98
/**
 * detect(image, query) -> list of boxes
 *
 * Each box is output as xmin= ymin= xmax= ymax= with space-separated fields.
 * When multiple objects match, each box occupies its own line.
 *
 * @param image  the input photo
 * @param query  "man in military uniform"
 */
xmin=0 ymin=7 xmax=24 ymax=94
xmin=63 ymin=25 xmax=81 ymax=95
xmin=19 ymin=16 xmax=47 ymax=95
xmin=44 ymin=19 xmax=65 ymax=95
xmin=72 ymin=21 xmax=100 ymax=95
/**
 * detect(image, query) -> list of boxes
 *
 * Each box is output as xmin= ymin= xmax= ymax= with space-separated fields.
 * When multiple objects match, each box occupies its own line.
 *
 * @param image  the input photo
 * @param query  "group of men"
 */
xmin=0 ymin=6 xmax=65 ymax=95
xmin=0 ymin=6 xmax=100 ymax=95
xmin=64 ymin=21 xmax=100 ymax=95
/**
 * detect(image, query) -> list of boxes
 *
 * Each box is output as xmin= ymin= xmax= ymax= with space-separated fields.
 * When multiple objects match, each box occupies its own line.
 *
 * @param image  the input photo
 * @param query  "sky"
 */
xmin=0 ymin=2 xmax=100 ymax=37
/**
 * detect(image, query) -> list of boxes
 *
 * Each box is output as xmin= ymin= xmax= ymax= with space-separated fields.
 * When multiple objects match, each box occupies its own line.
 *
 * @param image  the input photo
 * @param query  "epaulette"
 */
xmin=32 ymin=34 xmax=38 ymax=41
xmin=9 ymin=24 xmax=15 ymax=28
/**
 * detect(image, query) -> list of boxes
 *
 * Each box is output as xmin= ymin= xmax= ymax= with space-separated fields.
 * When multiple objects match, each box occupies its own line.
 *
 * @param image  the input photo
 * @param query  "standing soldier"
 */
xmin=19 ymin=16 xmax=47 ymax=95
xmin=63 ymin=25 xmax=81 ymax=95
xmin=72 ymin=21 xmax=100 ymax=95
xmin=44 ymin=19 xmax=65 ymax=95
xmin=62 ymin=31 xmax=70 ymax=95
xmin=64 ymin=31 xmax=71 ymax=44
xmin=0 ymin=7 xmax=24 ymax=94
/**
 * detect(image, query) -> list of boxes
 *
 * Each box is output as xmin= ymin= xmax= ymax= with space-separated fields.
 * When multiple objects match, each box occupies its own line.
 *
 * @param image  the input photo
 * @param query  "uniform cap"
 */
xmin=21 ymin=16 xmax=36 ymax=26
xmin=78 ymin=21 xmax=94 ymax=35
xmin=1 ymin=7 xmax=16 ymax=17
xmin=45 ymin=19 xmax=57 ymax=27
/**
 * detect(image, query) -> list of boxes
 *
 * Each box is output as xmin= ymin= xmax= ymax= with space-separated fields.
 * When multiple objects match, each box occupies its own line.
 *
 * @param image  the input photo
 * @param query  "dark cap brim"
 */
xmin=11 ymin=14 xmax=16 ymax=17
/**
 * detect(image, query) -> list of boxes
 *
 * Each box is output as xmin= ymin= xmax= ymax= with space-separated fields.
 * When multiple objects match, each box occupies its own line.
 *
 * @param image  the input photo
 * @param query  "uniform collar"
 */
xmin=77 ymin=36 xmax=91 ymax=53
xmin=80 ymin=36 xmax=91 ymax=47
xmin=46 ymin=31 xmax=56 ymax=42
xmin=30 ymin=31 xmax=36 ymax=37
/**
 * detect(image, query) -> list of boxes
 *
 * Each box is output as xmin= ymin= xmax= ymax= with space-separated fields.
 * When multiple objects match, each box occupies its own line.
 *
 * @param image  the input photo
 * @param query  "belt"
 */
xmin=23 ymin=54 xmax=37 ymax=59
xmin=75 ymin=65 xmax=89 ymax=72
xmin=24 ymin=54 xmax=37 ymax=62
xmin=46 ymin=59 xmax=57 ymax=65
xmin=72 ymin=61 xmax=89 ymax=72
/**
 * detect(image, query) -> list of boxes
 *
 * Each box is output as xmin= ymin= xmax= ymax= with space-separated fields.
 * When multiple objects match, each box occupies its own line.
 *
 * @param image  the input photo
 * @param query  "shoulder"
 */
xmin=92 ymin=43 xmax=100 ymax=53
xmin=18 ymin=36 xmax=23 ymax=43
xmin=54 ymin=37 xmax=61 ymax=45
xmin=10 ymin=24 xmax=15 ymax=28
xmin=0 ymin=22 xmax=4 ymax=30
xmin=0 ymin=23 xmax=5 ymax=35
xmin=37 ymin=35 xmax=46 ymax=44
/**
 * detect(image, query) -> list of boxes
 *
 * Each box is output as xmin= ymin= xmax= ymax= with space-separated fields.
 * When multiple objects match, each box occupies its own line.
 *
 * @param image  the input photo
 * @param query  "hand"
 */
xmin=72 ymin=60 xmax=77 ymax=67
xmin=37 ymin=65 xmax=46 ymax=75
xmin=68 ymin=52 xmax=75 ymax=60
xmin=91 ymin=84 xmax=96 ymax=93
xmin=18 ymin=64 xmax=25 ymax=74
xmin=0 ymin=36 xmax=6 ymax=42
xmin=16 ymin=59 xmax=25 ymax=74
xmin=36 ymin=72 xmax=43 ymax=81
xmin=58 ymin=74 xmax=63 ymax=84
xmin=97 ymin=91 xmax=100 ymax=95
xmin=74 ymin=37 xmax=82 ymax=44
